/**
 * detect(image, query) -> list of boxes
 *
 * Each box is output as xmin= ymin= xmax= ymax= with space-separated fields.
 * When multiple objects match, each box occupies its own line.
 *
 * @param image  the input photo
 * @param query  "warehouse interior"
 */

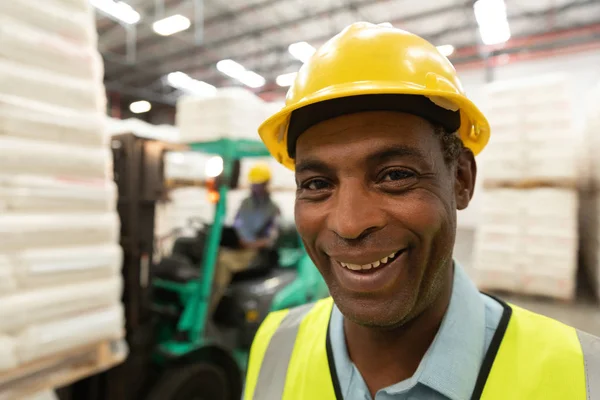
xmin=1 ymin=0 xmax=600 ymax=399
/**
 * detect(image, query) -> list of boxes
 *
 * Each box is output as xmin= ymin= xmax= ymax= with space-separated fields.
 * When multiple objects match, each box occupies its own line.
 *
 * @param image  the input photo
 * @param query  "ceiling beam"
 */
xmin=166 ymin=0 xmax=600 ymax=86
xmin=106 ymin=25 xmax=600 ymax=105
xmin=105 ymin=0 xmax=599 ymax=99
xmin=104 ymin=81 xmax=178 ymax=105
xmin=105 ymin=0 xmax=285 ymax=54
xmin=109 ymin=0 xmax=403 ymax=81
xmin=256 ymin=30 xmax=600 ymax=97
xmin=112 ymin=0 xmax=457 ymax=84
xmin=98 ymin=0 xmax=180 ymax=48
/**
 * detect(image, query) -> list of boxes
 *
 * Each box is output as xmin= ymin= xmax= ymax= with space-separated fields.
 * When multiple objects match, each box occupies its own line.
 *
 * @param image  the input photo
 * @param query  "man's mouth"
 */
xmin=336 ymin=249 xmax=406 ymax=272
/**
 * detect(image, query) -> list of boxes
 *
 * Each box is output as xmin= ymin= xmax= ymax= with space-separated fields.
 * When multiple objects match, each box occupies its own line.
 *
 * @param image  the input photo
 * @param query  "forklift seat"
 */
xmin=230 ymin=248 xmax=279 ymax=282
xmin=154 ymin=255 xmax=200 ymax=283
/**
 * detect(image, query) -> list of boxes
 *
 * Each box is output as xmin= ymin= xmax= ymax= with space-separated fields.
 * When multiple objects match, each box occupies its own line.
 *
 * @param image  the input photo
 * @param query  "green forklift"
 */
xmin=147 ymin=138 xmax=329 ymax=399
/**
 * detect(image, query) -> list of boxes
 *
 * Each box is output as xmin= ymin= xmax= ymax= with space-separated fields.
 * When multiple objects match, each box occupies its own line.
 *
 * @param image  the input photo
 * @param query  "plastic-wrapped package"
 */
xmin=0 ymin=255 xmax=17 ymax=296
xmin=108 ymin=118 xmax=180 ymax=142
xmin=0 ymin=0 xmax=96 ymax=46
xmin=481 ymin=74 xmax=580 ymax=183
xmin=14 ymin=244 xmax=122 ymax=289
xmin=17 ymin=305 xmax=124 ymax=363
xmin=0 ymin=175 xmax=117 ymax=213
xmin=0 ymin=137 xmax=111 ymax=180
xmin=0 ymin=335 xmax=18 ymax=372
xmin=0 ymin=94 xmax=107 ymax=147
xmin=472 ymin=188 xmax=578 ymax=300
xmin=0 ymin=60 xmax=105 ymax=113
xmin=0 ymin=278 xmax=122 ymax=334
xmin=48 ymin=0 xmax=92 ymax=12
xmin=0 ymin=16 xmax=103 ymax=82
xmin=177 ymin=88 xmax=266 ymax=142
xmin=0 ymin=212 xmax=120 ymax=252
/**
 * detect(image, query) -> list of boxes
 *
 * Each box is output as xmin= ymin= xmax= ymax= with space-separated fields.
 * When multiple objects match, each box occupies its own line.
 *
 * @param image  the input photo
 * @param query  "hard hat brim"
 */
xmin=259 ymin=81 xmax=490 ymax=171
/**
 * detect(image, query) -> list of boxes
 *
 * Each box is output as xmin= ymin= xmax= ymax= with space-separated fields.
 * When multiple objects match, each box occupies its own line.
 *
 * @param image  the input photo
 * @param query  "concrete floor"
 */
xmin=454 ymin=227 xmax=600 ymax=336
xmin=504 ymin=290 xmax=600 ymax=335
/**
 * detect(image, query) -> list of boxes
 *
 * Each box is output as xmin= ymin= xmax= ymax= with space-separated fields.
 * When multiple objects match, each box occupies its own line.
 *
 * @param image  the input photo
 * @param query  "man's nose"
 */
xmin=327 ymin=181 xmax=386 ymax=240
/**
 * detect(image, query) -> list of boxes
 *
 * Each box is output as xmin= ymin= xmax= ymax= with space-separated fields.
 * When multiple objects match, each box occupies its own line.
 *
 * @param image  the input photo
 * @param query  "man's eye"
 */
xmin=303 ymin=179 xmax=331 ymax=190
xmin=382 ymin=169 xmax=416 ymax=181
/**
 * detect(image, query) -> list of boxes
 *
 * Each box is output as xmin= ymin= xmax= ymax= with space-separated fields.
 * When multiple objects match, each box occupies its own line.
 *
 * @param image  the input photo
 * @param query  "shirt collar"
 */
xmin=414 ymin=263 xmax=486 ymax=400
xmin=329 ymin=262 xmax=487 ymax=400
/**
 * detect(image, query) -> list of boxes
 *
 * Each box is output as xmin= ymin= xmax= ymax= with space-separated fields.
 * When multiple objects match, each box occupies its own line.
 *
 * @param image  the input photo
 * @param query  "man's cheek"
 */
xmin=294 ymin=205 xmax=316 ymax=238
xmin=393 ymin=194 xmax=447 ymax=235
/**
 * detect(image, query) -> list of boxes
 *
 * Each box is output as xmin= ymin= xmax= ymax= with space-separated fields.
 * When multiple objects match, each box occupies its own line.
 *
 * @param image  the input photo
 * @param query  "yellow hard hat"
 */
xmin=258 ymin=22 xmax=490 ymax=170
xmin=248 ymin=163 xmax=271 ymax=184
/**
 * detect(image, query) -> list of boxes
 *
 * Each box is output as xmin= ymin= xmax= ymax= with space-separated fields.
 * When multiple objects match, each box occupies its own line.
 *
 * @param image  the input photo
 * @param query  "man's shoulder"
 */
xmin=259 ymin=297 xmax=334 ymax=332
xmin=240 ymin=196 xmax=254 ymax=206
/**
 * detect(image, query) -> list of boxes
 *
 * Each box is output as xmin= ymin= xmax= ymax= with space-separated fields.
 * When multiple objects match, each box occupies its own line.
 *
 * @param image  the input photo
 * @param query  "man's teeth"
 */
xmin=340 ymin=251 xmax=397 ymax=271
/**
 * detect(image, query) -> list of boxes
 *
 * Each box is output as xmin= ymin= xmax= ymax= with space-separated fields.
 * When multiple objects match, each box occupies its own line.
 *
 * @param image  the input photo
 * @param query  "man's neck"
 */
xmin=343 ymin=265 xmax=454 ymax=397
xmin=252 ymin=193 xmax=269 ymax=203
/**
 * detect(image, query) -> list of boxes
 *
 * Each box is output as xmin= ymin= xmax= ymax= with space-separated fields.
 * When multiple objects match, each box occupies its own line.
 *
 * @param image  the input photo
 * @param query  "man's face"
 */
xmin=251 ymin=182 xmax=268 ymax=197
xmin=294 ymin=111 xmax=475 ymax=328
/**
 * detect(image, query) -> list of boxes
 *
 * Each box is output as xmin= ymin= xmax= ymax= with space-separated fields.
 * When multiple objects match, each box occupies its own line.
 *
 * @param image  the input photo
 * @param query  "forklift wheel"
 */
xmin=146 ymin=362 xmax=230 ymax=400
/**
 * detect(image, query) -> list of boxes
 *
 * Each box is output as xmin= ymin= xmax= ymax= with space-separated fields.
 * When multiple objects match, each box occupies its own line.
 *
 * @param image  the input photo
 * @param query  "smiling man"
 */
xmin=243 ymin=22 xmax=599 ymax=400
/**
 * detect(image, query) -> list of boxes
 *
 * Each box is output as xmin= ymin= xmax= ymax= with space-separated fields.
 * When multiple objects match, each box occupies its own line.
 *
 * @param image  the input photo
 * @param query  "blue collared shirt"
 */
xmin=329 ymin=263 xmax=504 ymax=400
xmin=233 ymin=195 xmax=280 ymax=244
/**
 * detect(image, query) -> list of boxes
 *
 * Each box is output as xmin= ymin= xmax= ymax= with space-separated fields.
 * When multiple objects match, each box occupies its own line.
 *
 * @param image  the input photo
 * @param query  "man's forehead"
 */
xmin=295 ymin=112 xmax=436 ymax=156
xmin=301 ymin=111 xmax=430 ymax=136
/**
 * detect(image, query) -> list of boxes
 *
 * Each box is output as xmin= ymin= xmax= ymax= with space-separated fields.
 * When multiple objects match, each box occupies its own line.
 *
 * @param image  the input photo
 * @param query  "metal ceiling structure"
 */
xmin=96 ymin=0 xmax=600 ymax=105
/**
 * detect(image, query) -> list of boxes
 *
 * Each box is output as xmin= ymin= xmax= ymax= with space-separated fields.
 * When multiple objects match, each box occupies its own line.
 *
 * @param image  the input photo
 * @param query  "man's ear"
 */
xmin=454 ymin=148 xmax=477 ymax=210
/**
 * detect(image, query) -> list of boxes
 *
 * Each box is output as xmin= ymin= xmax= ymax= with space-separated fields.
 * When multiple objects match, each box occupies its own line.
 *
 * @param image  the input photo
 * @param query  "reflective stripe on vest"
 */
xmin=253 ymin=303 xmax=314 ymax=400
xmin=578 ymin=330 xmax=600 ymax=399
xmin=246 ymin=296 xmax=600 ymax=400
xmin=245 ymin=298 xmax=336 ymax=400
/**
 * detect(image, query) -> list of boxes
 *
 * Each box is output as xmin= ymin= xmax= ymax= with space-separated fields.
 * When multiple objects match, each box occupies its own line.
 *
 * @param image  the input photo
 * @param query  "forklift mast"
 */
xmin=112 ymin=133 xmax=177 ymax=332
xmin=64 ymin=133 xmax=182 ymax=400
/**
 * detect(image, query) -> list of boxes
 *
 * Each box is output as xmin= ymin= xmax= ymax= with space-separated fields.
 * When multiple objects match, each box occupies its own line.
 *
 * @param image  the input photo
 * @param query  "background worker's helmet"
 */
xmin=248 ymin=163 xmax=272 ymax=185
xmin=258 ymin=22 xmax=491 ymax=170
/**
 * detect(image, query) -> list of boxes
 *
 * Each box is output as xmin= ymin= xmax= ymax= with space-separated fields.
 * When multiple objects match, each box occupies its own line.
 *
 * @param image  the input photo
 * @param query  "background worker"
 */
xmin=243 ymin=22 xmax=599 ymax=399
xmin=211 ymin=162 xmax=281 ymax=312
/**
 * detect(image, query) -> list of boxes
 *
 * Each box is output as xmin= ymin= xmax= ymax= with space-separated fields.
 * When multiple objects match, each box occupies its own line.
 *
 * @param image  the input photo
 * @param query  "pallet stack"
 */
xmin=472 ymin=74 xmax=583 ymax=301
xmin=0 ymin=1 xmax=126 ymax=397
xmin=177 ymin=87 xmax=267 ymax=143
xmin=579 ymin=82 xmax=600 ymax=302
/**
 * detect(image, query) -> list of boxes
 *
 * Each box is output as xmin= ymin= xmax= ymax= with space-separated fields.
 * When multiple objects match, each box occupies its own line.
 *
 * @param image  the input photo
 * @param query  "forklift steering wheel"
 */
xmin=187 ymin=216 xmax=209 ymax=232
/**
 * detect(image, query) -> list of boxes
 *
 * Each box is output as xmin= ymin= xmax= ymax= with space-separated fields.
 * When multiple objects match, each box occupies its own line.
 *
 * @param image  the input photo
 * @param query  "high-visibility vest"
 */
xmin=245 ymin=296 xmax=600 ymax=400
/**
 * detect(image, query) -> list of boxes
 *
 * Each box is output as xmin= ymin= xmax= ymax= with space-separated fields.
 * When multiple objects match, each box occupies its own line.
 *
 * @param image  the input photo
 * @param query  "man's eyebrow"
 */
xmin=367 ymin=145 xmax=426 ymax=165
xmin=295 ymin=145 xmax=427 ymax=174
xmin=294 ymin=158 xmax=335 ymax=175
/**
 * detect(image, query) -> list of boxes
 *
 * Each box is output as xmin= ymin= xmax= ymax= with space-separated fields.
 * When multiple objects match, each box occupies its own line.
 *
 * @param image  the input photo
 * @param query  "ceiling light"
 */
xmin=205 ymin=156 xmax=224 ymax=178
xmin=153 ymin=14 xmax=191 ymax=36
xmin=474 ymin=0 xmax=511 ymax=45
xmin=436 ymin=44 xmax=455 ymax=57
xmin=238 ymin=71 xmax=266 ymax=89
xmin=90 ymin=0 xmax=140 ymax=25
xmin=288 ymin=42 xmax=316 ymax=63
xmin=216 ymin=59 xmax=266 ymax=88
xmin=216 ymin=59 xmax=247 ymax=79
xmin=167 ymin=71 xmax=217 ymax=96
xmin=276 ymin=72 xmax=297 ymax=87
xmin=129 ymin=100 xmax=151 ymax=114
